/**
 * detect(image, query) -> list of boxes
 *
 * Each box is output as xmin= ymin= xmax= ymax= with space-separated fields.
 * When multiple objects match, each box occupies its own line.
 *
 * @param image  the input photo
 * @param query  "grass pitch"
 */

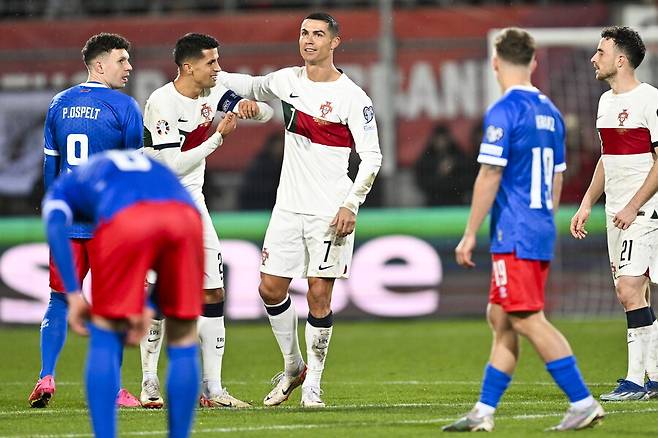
xmin=0 ymin=318 xmax=656 ymax=437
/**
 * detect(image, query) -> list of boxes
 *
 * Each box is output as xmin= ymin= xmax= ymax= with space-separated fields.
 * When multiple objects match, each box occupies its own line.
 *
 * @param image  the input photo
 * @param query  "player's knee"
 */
xmin=615 ymin=282 xmax=644 ymax=308
xmin=166 ymin=318 xmax=197 ymax=346
xmin=258 ymin=281 xmax=285 ymax=304
xmin=509 ymin=311 xmax=542 ymax=337
xmin=203 ymin=288 xmax=223 ymax=304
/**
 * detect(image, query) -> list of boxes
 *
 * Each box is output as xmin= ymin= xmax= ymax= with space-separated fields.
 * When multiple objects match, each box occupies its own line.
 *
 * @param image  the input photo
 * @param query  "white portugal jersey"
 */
xmin=143 ymin=82 xmax=242 ymax=197
xmin=597 ymin=82 xmax=658 ymax=216
xmin=221 ymin=67 xmax=381 ymax=216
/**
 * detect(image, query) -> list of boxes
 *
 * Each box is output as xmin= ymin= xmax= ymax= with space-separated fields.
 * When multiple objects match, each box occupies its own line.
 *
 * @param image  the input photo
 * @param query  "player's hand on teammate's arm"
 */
xmin=216 ymin=112 xmax=237 ymax=138
xmin=455 ymin=234 xmax=477 ymax=268
xmin=236 ymin=100 xmax=260 ymax=119
xmin=331 ymin=207 xmax=356 ymax=237
xmin=67 ymin=292 xmax=90 ymax=337
xmin=613 ymin=204 xmax=638 ymax=230
xmin=570 ymin=205 xmax=591 ymax=239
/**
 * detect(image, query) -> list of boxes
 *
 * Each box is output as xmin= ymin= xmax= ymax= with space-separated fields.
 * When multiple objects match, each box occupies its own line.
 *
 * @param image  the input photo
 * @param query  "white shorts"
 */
xmin=260 ymin=208 xmax=354 ymax=279
xmin=606 ymin=214 xmax=658 ymax=284
xmin=146 ymin=196 xmax=223 ymax=289
xmin=197 ymin=198 xmax=224 ymax=289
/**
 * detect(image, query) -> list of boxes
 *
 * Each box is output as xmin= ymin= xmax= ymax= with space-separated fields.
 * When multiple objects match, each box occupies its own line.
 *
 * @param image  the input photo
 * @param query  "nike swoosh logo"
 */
xmin=147 ymin=337 xmax=160 ymax=343
xmin=215 ymin=345 xmax=224 ymax=349
xmin=289 ymin=93 xmax=299 ymax=98
xmin=282 ymin=384 xmax=294 ymax=396
xmin=619 ymin=264 xmax=630 ymax=270
xmin=178 ymin=118 xmax=188 ymax=122
xmin=318 ymin=265 xmax=334 ymax=271
xmin=596 ymin=115 xmax=603 ymax=120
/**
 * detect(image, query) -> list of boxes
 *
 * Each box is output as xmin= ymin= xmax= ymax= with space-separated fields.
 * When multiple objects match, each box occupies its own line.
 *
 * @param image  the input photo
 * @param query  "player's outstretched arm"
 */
xmin=570 ymin=157 xmax=604 ymax=239
xmin=455 ymin=164 xmax=503 ymax=268
xmin=236 ymin=100 xmax=274 ymax=122
xmin=613 ymin=150 xmax=658 ymax=230
xmin=217 ymin=71 xmax=278 ymax=102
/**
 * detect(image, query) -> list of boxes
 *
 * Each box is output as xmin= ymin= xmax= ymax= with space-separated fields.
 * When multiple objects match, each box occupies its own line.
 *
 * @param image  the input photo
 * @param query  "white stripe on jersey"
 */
xmin=480 ymin=143 xmax=504 ymax=157
xmin=477 ymin=154 xmax=507 ymax=167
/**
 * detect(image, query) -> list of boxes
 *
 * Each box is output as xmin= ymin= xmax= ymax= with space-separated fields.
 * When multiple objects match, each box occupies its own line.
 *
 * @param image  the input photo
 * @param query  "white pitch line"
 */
xmin=1 ymin=407 xmax=656 ymax=437
xmin=1 ymin=399 xmax=655 ymax=417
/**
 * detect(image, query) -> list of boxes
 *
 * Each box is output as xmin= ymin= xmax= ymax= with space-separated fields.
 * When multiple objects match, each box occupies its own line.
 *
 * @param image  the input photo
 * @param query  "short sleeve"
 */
xmin=43 ymin=100 xmax=60 ymax=157
xmin=553 ymin=111 xmax=567 ymax=173
xmin=477 ymin=102 xmax=511 ymax=167
xmin=122 ymin=97 xmax=144 ymax=150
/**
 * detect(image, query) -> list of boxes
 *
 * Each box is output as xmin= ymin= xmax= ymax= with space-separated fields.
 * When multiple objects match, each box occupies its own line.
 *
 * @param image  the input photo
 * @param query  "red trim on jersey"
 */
xmin=181 ymin=122 xmax=214 ymax=151
xmin=292 ymin=106 xmax=355 ymax=148
xmin=599 ymin=127 xmax=652 ymax=155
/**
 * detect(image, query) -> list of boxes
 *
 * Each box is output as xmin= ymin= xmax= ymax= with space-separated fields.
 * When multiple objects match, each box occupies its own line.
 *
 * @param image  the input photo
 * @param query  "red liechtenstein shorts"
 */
xmin=488 ymin=252 xmax=549 ymax=312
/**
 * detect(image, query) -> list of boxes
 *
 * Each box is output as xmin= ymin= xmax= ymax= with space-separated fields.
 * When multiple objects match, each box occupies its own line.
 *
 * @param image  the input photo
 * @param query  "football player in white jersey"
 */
xmin=571 ymin=26 xmax=658 ymax=401
xmin=141 ymin=33 xmax=273 ymax=409
xmin=218 ymin=12 xmax=382 ymax=408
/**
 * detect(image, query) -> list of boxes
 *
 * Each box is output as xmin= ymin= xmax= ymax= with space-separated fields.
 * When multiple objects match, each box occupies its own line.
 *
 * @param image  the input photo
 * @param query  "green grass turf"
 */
xmin=1 ymin=318 xmax=657 ymax=437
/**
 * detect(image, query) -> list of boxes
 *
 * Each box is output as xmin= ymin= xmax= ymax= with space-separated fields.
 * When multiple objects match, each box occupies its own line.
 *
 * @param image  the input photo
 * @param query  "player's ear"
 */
xmin=491 ymin=54 xmax=499 ymax=72
xmin=529 ymin=56 xmax=537 ymax=74
xmin=94 ymin=59 xmax=104 ymax=75
xmin=331 ymin=35 xmax=341 ymax=51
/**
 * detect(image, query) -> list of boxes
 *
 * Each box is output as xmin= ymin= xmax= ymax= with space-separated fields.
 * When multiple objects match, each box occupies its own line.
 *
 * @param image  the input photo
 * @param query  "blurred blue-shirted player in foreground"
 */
xmin=43 ymin=150 xmax=204 ymax=438
xmin=29 ymin=32 xmax=143 ymax=408
xmin=444 ymin=27 xmax=604 ymax=432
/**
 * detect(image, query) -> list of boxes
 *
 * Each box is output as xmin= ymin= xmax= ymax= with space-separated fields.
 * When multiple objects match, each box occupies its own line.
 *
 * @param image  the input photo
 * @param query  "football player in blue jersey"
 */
xmin=444 ymin=28 xmax=604 ymax=432
xmin=43 ymin=150 xmax=204 ymax=438
xmin=29 ymin=33 xmax=142 ymax=408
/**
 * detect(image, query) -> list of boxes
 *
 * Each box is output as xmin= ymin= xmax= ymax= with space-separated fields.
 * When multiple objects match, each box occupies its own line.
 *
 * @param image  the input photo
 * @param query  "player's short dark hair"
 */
xmin=601 ymin=26 xmax=645 ymax=69
xmin=304 ymin=12 xmax=340 ymax=37
xmin=174 ymin=33 xmax=219 ymax=66
xmin=81 ymin=33 xmax=131 ymax=65
xmin=494 ymin=27 xmax=535 ymax=66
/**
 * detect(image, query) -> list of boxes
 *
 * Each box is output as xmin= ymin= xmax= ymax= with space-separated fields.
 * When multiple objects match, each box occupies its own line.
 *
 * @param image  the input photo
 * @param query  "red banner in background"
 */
xmin=0 ymin=5 xmax=609 ymax=171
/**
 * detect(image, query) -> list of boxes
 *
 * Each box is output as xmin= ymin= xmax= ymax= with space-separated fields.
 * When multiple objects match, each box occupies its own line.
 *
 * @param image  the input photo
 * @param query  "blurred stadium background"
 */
xmin=1 ymin=0 xmax=657 ymax=324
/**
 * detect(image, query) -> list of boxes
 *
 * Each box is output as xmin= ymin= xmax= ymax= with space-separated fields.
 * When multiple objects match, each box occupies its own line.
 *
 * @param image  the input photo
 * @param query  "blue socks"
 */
xmin=86 ymin=324 xmax=123 ymax=438
xmin=39 ymin=292 xmax=68 ymax=378
xmin=167 ymin=344 xmax=200 ymax=438
xmin=479 ymin=364 xmax=512 ymax=409
xmin=546 ymin=355 xmax=591 ymax=403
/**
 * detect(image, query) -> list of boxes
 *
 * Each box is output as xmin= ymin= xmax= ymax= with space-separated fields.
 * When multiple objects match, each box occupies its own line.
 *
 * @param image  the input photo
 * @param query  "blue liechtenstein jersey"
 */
xmin=477 ymin=86 xmax=566 ymax=261
xmin=43 ymin=82 xmax=143 ymax=238
xmin=43 ymin=151 xmax=196 ymax=227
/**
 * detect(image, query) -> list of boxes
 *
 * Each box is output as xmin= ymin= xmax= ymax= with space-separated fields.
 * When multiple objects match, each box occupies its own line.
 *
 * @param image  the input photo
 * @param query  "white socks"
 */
xmin=626 ymin=326 xmax=652 ymax=386
xmin=647 ymin=319 xmax=658 ymax=382
xmin=140 ymin=319 xmax=165 ymax=382
xmin=198 ymin=315 xmax=225 ymax=396
xmin=303 ymin=322 xmax=333 ymax=389
xmin=265 ymin=296 xmax=304 ymax=376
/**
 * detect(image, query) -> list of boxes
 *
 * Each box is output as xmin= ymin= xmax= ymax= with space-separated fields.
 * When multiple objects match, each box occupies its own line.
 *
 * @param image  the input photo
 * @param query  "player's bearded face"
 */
xmin=100 ymin=49 xmax=132 ymax=89
xmin=190 ymin=48 xmax=221 ymax=88
xmin=591 ymin=38 xmax=616 ymax=81
xmin=299 ymin=19 xmax=337 ymax=65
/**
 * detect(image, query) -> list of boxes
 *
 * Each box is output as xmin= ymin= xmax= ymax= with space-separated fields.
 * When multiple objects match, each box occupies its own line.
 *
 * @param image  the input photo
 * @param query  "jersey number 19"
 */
xmin=530 ymin=147 xmax=554 ymax=210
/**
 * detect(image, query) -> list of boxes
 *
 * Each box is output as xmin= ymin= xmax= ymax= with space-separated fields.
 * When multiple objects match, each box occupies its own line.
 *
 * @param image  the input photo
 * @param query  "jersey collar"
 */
xmin=79 ymin=81 xmax=109 ymax=88
xmin=505 ymin=85 xmax=539 ymax=95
